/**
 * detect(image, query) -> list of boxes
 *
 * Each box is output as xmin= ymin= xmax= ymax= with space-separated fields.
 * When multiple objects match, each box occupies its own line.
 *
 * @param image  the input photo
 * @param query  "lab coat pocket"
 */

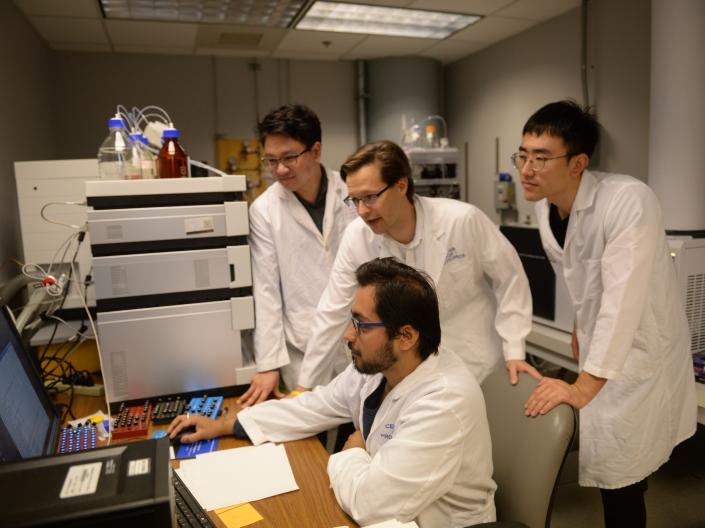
xmin=619 ymin=327 xmax=659 ymax=382
xmin=437 ymin=260 xmax=473 ymax=312
xmin=566 ymin=258 xmax=602 ymax=305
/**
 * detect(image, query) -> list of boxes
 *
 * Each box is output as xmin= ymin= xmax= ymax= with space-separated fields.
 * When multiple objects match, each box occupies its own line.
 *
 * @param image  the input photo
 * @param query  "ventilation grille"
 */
xmin=686 ymin=273 xmax=705 ymax=354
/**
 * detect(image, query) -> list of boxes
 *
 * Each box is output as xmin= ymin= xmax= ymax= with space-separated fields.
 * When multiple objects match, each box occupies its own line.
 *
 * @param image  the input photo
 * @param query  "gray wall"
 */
xmin=366 ymin=56 xmax=444 ymax=143
xmin=0 ymin=1 xmax=57 ymax=283
xmin=446 ymin=0 xmax=651 ymax=223
xmin=51 ymin=53 xmax=358 ymax=171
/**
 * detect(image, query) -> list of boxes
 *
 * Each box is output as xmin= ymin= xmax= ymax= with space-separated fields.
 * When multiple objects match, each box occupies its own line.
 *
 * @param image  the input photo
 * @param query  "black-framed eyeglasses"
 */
xmin=351 ymin=316 xmax=385 ymax=335
xmin=510 ymin=152 xmax=571 ymax=171
xmin=261 ymin=147 xmax=311 ymax=170
xmin=343 ymin=184 xmax=392 ymax=208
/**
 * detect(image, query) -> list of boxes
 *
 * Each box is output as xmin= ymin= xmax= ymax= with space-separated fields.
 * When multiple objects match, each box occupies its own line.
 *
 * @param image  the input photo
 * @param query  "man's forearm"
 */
xmin=571 ymin=370 xmax=607 ymax=409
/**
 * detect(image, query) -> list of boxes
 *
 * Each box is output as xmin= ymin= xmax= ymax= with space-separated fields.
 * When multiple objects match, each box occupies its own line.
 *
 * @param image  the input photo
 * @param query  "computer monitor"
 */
xmin=0 ymin=306 xmax=61 ymax=462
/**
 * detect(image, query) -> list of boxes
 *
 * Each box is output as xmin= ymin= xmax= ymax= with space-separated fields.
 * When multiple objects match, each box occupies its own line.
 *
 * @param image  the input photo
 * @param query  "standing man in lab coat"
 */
xmin=170 ymin=258 xmax=497 ymax=527
xmin=238 ymin=104 xmax=356 ymax=407
xmin=291 ymin=140 xmax=538 ymax=391
xmin=519 ymin=100 xmax=697 ymax=527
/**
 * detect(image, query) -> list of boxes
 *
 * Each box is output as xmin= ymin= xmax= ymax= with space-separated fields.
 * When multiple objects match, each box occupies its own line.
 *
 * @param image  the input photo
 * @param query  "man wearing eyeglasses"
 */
xmin=238 ymin=104 xmax=356 ymax=407
xmin=517 ymin=100 xmax=696 ymax=527
xmin=291 ymin=140 xmax=538 ymax=393
xmin=170 ymin=257 xmax=497 ymax=527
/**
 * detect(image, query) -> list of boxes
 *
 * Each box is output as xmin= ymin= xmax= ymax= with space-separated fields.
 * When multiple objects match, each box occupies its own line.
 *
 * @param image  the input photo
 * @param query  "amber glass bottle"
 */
xmin=157 ymin=128 xmax=188 ymax=178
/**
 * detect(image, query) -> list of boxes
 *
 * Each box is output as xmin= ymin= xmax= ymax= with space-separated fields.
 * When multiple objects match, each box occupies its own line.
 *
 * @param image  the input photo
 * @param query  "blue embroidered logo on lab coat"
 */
xmin=380 ymin=423 xmax=395 ymax=440
xmin=445 ymin=247 xmax=465 ymax=263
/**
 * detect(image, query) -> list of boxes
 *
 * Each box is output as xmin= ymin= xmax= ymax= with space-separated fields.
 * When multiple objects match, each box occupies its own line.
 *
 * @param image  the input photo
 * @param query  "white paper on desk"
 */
xmin=362 ymin=520 xmax=419 ymax=528
xmin=175 ymin=443 xmax=299 ymax=511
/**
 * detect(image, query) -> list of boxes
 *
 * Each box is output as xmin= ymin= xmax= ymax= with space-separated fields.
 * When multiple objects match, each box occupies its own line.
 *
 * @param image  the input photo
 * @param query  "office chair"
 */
xmin=475 ymin=368 xmax=576 ymax=528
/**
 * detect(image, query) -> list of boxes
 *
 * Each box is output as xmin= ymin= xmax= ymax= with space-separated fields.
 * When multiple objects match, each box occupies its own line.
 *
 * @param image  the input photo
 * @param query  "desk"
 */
xmin=60 ymin=394 xmax=358 ymax=528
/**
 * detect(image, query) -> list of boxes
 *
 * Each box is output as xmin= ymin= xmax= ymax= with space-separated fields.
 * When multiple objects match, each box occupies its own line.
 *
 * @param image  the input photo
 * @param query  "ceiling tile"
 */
xmin=12 ymin=0 xmax=576 ymax=62
xmin=409 ymin=0 xmax=515 ymax=16
xmin=421 ymin=39 xmax=489 ymax=64
xmin=275 ymin=29 xmax=364 ymax=57
xmin=450 ymin=15 xmax=537 ymax=43
xmin=194 ymin=48 xmax=272 ymax=58
xmin=105 ymin=20 xmax=198 ymax=48
xmin=29 ymin=16 xmax=109 ymax=44
xmin=14 ymin=0 xmax=101 ymax=18
xmin=496 ymin=0 xmax=581 ymax=21
xmin=195 ymin=24 xmax=286 ymax=52
xmin=343 ymin=35 xmax=435 ymax=60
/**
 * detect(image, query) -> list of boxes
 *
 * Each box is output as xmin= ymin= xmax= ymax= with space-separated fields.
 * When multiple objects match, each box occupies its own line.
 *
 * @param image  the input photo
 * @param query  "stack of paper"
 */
xmin=175 ymin=443 xmax=299 ymax=511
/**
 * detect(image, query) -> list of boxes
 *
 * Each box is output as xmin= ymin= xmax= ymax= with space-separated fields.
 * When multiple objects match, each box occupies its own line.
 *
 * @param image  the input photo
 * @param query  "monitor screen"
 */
xmin=0 ymin=308 xmax=58 ymax=462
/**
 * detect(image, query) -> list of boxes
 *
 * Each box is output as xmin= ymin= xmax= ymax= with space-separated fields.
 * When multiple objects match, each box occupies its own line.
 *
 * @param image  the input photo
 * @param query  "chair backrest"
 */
xmin=481 ymin=368 xmax=576 ymax=528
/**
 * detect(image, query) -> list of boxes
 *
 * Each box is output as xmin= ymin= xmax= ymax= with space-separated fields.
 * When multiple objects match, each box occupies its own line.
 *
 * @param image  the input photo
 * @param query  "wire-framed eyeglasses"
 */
xmin=351 ymin=316 xmax=385 ymax=335
xmin=261 ymin=147 xmax=311 ymax=170
xmin=343 ymin=184 xmax=392 ymax=207
xmin=510 ymin=152 xmax=571 ymax=171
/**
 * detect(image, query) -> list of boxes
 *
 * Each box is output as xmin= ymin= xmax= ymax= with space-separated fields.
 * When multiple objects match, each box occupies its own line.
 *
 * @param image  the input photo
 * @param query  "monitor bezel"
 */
xmin=0 ymin=306 xmax=61 ymax=461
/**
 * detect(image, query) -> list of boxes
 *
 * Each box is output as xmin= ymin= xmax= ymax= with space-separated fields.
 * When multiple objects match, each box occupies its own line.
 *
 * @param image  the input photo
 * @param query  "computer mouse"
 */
xmin=170 ymin=426 xmax=197 ymax=447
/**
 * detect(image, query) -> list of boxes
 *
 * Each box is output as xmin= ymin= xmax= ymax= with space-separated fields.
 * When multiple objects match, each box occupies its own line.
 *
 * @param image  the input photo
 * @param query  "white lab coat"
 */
xmin=248 ymin=168 xmax=356 ymax=388
xmin=237 ymin=349 xmax=496 ymax=527
xmin=535 ymin=170 xmax=697 ymax=488
xmin=297 ymin=196 xmax=532 ymax=387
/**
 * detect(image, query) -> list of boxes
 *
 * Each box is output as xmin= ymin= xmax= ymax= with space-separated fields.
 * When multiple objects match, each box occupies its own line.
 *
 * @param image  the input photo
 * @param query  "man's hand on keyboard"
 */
xmin=168 ymin=414 xmax=235 ymax=443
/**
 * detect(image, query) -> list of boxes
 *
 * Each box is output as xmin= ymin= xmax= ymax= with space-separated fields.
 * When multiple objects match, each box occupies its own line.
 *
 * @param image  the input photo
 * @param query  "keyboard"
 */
xmin=172 ymin=470 xmax=216 ymax=528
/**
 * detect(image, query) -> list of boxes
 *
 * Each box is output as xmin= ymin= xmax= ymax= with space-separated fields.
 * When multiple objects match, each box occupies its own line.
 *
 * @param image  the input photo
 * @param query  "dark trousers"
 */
xmin=600 ymin=477 xmax=649 ymax=528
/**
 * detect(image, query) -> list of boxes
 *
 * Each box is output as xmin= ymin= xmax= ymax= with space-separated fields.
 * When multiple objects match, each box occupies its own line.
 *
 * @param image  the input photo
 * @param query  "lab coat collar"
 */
xmin=563 ymin=170 xmax=597 ymax=249
xmin=274 ymin=164 xmax=335 ymax=242
xmin=572 ymin=170 xmax=598 ymax=213
xmin=384 ymin=352 xmax=441 ymax=402
xmin=322 ymin=167 xmax=347 ymax=242
xmin=418 ymin=196 xmax=448 ymax=285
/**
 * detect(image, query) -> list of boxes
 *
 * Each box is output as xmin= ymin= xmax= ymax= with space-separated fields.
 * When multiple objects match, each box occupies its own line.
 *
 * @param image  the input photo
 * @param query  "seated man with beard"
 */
xmin=169 ymin=257 xmax=496 ymax=527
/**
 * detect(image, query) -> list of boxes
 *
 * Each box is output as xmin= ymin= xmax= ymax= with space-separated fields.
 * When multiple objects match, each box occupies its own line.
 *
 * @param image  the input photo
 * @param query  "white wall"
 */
xmin=51 ymin=52 xmax=358 ymax=172
xmin=0 ymin=1 xmax=57 ymax=283
xmin=446 ymin=0 xmax=650 ymax=224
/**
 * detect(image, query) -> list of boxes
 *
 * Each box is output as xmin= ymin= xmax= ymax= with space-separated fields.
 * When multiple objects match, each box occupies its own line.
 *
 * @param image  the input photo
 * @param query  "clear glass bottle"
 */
xmin=127 ymin=133 xmax=145 ymax=180
xmin=140 ymin=136 xmax=156 ymax=179
xmin=97 ymin=116 xmax=138 ymax=180
xmin=157 ymin=128 xmax=188 ymax=178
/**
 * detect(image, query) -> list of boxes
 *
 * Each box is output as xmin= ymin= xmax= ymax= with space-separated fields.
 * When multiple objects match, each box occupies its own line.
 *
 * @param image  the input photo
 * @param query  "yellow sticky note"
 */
xmin=215 ymin=503 xmax=263 ymax=528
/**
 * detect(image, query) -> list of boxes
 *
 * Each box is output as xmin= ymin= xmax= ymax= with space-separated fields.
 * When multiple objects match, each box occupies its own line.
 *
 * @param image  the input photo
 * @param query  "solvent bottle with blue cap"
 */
xmin=97 ymin=114 xmax=140 ymax=180
xmin=157 ymin=127 xmax=189 ymax=178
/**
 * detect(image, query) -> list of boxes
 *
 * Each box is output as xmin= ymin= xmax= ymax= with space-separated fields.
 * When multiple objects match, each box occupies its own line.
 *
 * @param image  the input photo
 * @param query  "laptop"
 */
xmin=0 ymin=305 xmax=65 ymax=462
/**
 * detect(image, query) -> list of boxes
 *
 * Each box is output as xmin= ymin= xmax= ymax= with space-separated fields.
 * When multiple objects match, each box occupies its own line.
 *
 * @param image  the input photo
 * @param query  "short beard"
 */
xmin=352 ymin=341 xmax=396 ymax=375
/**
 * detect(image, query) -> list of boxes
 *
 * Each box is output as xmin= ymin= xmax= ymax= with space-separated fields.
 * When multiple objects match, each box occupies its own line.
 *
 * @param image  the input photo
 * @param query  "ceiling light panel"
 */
xmin=100 ymin=0 xmax=306 ymax=27
xmin=296 ymin=1 xmax=481 ymax=39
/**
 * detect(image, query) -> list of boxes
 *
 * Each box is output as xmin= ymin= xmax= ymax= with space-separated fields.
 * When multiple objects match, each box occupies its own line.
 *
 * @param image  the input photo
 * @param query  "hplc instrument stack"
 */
xmin=85 ymin=176 xmax=255 ymax=405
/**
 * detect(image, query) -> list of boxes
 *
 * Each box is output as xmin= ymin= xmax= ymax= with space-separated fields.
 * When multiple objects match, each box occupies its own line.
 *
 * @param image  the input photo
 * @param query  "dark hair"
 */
xmin=255 ymin=104 xmax=321 ymax=148
xmin=522 ymin=100 xmax=600 ymax=158
xmin=340 ymin=141 xmax=415 ymax=202
xmin=355 ymin=257 xmax=441 ymax=360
